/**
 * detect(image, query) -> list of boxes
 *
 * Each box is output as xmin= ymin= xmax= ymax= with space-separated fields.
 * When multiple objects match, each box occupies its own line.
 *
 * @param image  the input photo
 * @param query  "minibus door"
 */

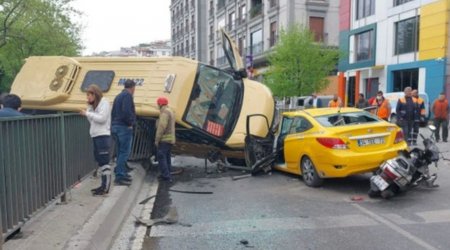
xmin=221 ymin=28 xmax=247 ymax=78
xmin=245 ymin=114 xmax=275 ymax=174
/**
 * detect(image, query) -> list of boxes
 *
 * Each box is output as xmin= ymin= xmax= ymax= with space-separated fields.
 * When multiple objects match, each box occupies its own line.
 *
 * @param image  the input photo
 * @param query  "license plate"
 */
xmin=358 ymin=137 xmax=385 ymax=147
xmin=395 ymin=177 xmax=408 ymax=186
xmin=372 ymin=175 xmax=389 ymax=191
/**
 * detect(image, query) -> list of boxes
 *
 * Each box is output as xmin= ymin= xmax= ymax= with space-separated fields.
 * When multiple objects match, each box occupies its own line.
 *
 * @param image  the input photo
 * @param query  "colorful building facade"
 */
xmin=338 ymin=0 xmax=450 ymax=108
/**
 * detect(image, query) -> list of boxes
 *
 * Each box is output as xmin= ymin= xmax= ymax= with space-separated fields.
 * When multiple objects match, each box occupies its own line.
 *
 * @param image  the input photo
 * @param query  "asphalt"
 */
xmin=2 ymin=162 xmax=157 ymax=250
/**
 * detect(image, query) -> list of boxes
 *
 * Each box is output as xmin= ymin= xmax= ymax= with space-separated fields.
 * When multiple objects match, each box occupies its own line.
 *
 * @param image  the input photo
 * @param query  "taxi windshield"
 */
xmin=184 ymin=64 xmax=242 ymax=138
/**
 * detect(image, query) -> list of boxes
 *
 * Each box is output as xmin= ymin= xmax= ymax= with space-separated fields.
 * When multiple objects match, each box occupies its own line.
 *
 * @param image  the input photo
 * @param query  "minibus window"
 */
xmin=185 ymin=64 xmax=242 ymax=138
xmin=80 ymin=70 xmax=115 ymax=92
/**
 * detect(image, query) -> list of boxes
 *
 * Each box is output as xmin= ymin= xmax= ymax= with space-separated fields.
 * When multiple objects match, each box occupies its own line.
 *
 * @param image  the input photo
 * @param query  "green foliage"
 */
xmin=264 ymin=24 xmax=340 ymax=98
xmin=0 ymin=0 xmax=83 ymax=92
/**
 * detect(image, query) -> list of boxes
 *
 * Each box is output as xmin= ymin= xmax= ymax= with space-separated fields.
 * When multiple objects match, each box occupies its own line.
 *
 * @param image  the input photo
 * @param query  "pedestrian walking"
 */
xmin=371 ymin=91 xmax=391 ymax=121
xmin=155 ymin=96 xmax=176 ymax=182
xmin=432 ymin=92 xmax=449 ymax=142
xmin=80 ymin=84 xmax=112 ymax=195
xmin=396 ymin=87 xmax=421 ymax=146
xmin=355 ymin=93 xmax=369 ymax=109
xmin=111 ymin=79 xmax=136 ymax=186
xmin=0 ymin=94 xmax=26 ymax=117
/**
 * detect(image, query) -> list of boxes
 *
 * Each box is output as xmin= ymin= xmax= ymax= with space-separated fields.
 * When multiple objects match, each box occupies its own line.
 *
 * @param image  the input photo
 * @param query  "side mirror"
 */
xmin=428 ymin=124 xmax=436 ymax=132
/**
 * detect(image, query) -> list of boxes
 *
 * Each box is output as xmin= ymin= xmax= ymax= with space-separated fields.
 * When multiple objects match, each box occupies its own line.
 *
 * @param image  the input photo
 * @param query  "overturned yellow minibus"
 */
xmin=10 ymin=31 xmax=275 ymax=167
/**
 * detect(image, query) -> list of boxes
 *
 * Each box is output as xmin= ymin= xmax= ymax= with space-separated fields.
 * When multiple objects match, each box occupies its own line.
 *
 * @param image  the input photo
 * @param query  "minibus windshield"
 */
xmin=184 ymin=64 xmax=242 ymax=138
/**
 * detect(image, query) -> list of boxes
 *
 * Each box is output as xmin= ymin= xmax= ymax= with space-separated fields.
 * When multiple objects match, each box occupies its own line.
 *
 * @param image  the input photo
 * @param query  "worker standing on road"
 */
xmin=328 ymin=94 xmax=342 ymax=108
xmin=396 ymin=87 xmax=421 ymax=146
xmin=412 ymin=89 xmax=426 ymax=144
xmin=432 ymin=92 xmax=449 ymax=142
xmin=80 ymin=84 xmax=112 ymax=196
xmin=155 ymin=96 xmax=176 ymax=182
xmin=371 ymin=91 xmax=391 ymax=121
xmin=111 ymin=79 xmax=136 ymax=186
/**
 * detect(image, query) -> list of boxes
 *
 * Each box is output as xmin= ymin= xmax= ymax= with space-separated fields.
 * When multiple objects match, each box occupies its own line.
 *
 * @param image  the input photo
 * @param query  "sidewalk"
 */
xmin=3 ymin=162 xmax=158 ymax=250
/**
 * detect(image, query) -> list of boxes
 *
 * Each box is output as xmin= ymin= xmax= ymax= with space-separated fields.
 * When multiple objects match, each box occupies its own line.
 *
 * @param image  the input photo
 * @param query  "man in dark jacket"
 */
xmin=307 ymin=93 xmax=322 ymax=108
xmin=0 ymin=94 xmax=26 ymax=117
xmin=111 ymin=80 xmax=136 ymax=185
xmin=396 ymin=87 xmax=421 ymax=146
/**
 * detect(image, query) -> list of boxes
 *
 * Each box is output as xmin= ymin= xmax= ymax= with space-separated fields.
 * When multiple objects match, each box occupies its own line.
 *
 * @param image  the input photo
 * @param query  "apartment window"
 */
xmin=392 ymin=69 xmax=418 ymax=92
xmin=251 ymin=29 xmax=263 ymax=56
xmin=238 ymin=36 xmax=246 ymax=55
xmin=218 ymin=0 xmax=225 ymax=10
xmin=270 ymin=21 xmax=278 ymax=47
xmin=355 ymin=30 xmax=373 ymax=61
xmin=239 ymin=5 xmax=246 ymax=24
xmin=269 ymin=0 xmax=278 ymax=8
xmin=209 ymin=50 xmax=214 ymax=65
xmin=218 ymin=16 xmax=225 ymax=29
xmin=250 ymin=0 xmax=263 ymax=18
xmin=209 ymin=25 xmax=214 ymax=41
xmin=356 ymin=0 xmax=375 ymax=20
xmin=209 ymin=0 xmax=214 ymax=15
xmin=217 ymin=44 xmax=226 ymax=65
xmin=394 ymin=0 xmax=413 ymax=6
xmin=228 ymin=12 xmax=235 ymax=31
xmin=309 ymin=17 xmax=324 ymax=42
xmin=395 ymin=16 xmax=419 ymax=55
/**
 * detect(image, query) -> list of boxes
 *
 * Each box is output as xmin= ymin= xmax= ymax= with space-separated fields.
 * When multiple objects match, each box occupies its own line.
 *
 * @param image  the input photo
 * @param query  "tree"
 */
xmin=0 ymin=0 xmax=83 ymax=92
xmin=264 ymin=24 xmax=339 ymax=98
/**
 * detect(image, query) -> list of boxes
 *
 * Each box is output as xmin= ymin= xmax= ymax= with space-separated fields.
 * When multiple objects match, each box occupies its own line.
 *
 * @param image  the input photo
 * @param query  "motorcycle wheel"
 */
xmin=368 ymin=189 xmax=380 ymax=198
xmin=380 ymin=189 xmax=395 ymax=199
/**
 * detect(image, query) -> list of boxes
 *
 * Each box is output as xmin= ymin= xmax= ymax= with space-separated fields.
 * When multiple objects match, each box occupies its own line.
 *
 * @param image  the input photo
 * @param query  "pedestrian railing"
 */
xmin=0 ymin=113 xmax=96 ymax=241
xmin=0 ymin=113 xmax=154 ymax=244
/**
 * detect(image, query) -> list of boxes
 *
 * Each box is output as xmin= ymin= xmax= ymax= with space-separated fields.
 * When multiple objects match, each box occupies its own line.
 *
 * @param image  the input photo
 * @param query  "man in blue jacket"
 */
xmin=111 ymin=80 xmax=136 ymax=185
xmin=0 ymin=94 xmax=26 ymax=117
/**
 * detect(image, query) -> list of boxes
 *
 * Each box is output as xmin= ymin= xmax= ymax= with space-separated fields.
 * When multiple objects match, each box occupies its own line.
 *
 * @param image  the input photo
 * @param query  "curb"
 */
xmin=65 ymin=163 xmax=147 ymax=250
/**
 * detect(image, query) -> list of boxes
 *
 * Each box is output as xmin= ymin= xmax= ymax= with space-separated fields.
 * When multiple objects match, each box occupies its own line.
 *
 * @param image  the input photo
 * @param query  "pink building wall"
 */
xmin=339 ymin=0 xmax=351 ymax=31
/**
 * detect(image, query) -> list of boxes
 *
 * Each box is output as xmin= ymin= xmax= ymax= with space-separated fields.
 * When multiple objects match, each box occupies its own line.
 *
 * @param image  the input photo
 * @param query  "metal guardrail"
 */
xmin=0 ymin=113 xmax=96 ymax=240
xmin=129 ymin=118 xmax=155 ymax=161
xmin=0 ymin=114 xmax=154 ymax=243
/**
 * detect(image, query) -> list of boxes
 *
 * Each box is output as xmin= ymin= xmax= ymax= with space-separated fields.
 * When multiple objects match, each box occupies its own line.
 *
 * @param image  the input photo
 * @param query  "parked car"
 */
xmin=245 ymin=108 xmax=408 ymax=186
xmin=289 ymin=95 xmax=334 ymax=109
xmin=383 ymin=92 xmax=430 ymax=125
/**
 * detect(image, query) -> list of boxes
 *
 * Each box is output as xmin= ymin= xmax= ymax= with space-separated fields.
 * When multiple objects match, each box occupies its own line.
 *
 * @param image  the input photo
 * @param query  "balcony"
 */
xmin=209 ymin=8 xmax=214 ymax=17
xmin=209 ymin=34 xmax=214 ymax=42
xmin=249 ymin=3 xmax=263 ymax=19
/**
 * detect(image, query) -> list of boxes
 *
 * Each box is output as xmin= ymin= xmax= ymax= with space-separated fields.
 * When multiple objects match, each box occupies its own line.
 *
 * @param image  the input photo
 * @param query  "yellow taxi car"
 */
xmin=246 ymin=108 xmax=408 ymax=187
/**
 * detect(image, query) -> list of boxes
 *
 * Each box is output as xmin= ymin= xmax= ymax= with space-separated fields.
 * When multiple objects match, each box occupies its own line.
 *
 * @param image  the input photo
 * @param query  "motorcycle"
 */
xmin=368 ymin=125 xmax=441 ymax=199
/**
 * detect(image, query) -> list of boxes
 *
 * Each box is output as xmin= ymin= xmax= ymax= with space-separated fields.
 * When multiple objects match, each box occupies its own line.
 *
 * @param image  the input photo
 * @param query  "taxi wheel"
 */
xmin=301 ymin=156 xmax=323 ymax=187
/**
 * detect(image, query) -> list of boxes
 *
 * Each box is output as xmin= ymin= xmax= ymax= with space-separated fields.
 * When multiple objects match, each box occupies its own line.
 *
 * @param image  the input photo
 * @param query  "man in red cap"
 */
xmin=155 ymin=96 xmax=176 ymax=182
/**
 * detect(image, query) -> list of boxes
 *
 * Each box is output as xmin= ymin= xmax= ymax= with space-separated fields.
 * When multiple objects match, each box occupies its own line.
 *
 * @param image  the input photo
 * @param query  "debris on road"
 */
xmin=239 ymin=239 xmax=255 ymax=248
xmin=169 ymin=189 xmax=213 ymax=194
xmin=350 ymin=195 xmax=365 ymax=201
xmin=232 ymin=174 xmax=252 ymax=181
xmin=138 ymin=195 xmax=156 ymax=205
xmin=171 ymin=169 xmax=184 ymax=175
